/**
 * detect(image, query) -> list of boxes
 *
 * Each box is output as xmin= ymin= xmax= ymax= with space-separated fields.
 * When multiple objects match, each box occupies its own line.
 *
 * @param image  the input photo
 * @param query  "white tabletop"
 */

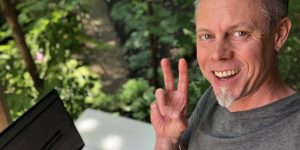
xmin=75 ymin=109 xmax=155 ymax=150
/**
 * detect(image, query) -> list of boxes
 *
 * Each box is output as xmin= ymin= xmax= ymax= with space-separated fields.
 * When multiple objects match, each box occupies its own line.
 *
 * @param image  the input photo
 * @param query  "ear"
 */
xmin=274 ymin=17 xmax=292 ymax=52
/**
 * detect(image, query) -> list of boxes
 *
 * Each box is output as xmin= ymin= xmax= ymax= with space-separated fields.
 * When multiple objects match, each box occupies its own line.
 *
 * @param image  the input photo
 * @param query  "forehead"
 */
xmin=196 ymin=0 xmax=266 ymax=30
xmin=197 ymin=0 xmax=261 ymax=14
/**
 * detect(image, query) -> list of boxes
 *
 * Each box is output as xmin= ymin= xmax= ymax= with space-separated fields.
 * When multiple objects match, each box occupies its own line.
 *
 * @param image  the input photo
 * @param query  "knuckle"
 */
xmin=150 ymin=101 xmax=157 ymax=109
xmin=155 ymin=88 xmax=164 ymax=94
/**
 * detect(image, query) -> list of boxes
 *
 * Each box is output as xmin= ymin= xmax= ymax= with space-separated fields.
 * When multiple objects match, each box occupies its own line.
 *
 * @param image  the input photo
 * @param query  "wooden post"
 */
xmin=0 ymin=87 xmax=12 ymax=132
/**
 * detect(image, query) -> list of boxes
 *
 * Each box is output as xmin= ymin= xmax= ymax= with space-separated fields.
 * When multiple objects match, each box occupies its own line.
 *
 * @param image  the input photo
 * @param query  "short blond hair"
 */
xmin=194 ymin=0 xmax=289 ymax=29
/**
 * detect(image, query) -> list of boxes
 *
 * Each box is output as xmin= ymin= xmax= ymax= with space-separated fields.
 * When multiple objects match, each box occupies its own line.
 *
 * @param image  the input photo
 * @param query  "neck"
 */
xmin=228 ymin=71 xmax=296 ymax=112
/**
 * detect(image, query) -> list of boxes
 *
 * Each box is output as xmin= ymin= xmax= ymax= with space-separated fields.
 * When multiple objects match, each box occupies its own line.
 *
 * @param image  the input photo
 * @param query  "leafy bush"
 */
xmin=111 ymin=0 xmax=196 ymax=78
xmin=0 ymin=0 xmax=108 ymax=119
xmin=116 ymin=78 xmax=155 ymax=121
xmin=1 ymin=0 xmax=157 ymax=122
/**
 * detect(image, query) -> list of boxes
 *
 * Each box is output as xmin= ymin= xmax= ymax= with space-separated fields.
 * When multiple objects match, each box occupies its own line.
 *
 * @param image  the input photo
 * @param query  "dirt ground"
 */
xmin=78 ymin=0 xmax=128 ymax=93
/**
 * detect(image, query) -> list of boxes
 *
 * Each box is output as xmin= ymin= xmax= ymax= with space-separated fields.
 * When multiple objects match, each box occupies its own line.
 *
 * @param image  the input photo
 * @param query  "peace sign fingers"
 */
xmin=160 ymin=58 xmax=189 ymax=113
xmin=161 ymin=58 xmax=188 ymax=96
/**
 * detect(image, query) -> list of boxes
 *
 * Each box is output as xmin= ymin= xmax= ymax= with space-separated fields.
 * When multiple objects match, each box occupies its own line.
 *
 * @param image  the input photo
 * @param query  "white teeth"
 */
xmin=214 ymin=69 xmax=239 ymax=78
xmin=231 ymin=70 xmax=235 ymax=75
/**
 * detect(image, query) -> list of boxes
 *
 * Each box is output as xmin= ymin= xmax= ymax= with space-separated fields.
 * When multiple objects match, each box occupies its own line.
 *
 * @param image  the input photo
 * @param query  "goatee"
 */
xmin=215 ymin=87 xmax=234 ymax=108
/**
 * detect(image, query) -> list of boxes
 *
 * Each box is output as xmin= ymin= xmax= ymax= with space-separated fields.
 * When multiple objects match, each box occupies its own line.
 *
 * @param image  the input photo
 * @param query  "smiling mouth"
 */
xmin=213 ymin=69 xmax=240 ymax=79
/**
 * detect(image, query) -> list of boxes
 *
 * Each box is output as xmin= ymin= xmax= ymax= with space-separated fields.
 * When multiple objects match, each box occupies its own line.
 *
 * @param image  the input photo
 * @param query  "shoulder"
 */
xmin=193 ymin=86 xmax=216 ymax=115
xmin=179 ymin=87 xmax=217 ymax=148
xmin=282 ymin=93 xmax=300 ymax=136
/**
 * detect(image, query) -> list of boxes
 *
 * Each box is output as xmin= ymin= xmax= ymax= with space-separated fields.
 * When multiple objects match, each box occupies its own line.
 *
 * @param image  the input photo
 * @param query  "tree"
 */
xmin=147 ymin=0 xmax=159 ymax=88
xmin=0 ymin=0 xmax=44 ymax=91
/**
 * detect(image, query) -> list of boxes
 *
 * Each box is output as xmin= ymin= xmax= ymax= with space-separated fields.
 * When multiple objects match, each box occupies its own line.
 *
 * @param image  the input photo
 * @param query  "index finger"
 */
xmin=177 ymin=58 xmax=188 ymax=97
xmin=161 ymin=58 xmax=175 ymax=92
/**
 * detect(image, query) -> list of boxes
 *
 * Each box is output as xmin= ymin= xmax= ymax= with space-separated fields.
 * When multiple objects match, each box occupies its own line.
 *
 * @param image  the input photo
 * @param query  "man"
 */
xmin=150 ymin=0 xmax=300 ymax=149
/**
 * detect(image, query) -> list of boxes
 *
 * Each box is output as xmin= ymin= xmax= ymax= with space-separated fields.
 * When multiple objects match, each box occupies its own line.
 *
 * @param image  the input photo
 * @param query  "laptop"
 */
xmin=0 ymin=89 xmax=84 ymax=150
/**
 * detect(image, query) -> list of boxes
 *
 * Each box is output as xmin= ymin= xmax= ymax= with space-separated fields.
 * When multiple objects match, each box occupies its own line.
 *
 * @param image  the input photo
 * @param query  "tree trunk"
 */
xmin=0 ymin=0 xmax=44 ymax=91
xmin=147 ymin=0 xmax=159 ymax=88
xmin=0 ymin=87 xmax=11 ymax=132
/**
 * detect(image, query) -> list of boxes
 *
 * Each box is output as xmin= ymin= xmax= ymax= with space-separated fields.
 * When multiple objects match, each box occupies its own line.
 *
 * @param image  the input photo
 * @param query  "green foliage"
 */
xmin=116 ymin=78 xmax=154 ymax=121
xmin=0 ymin=0 xmax=108 ymax=119
xmin=1 ymin=0 xmax=156 ymax=122
xmin=1 ymin=0 xmax=299 ymax=124
xmin=128 ymin=50 xmax=151 ymax=73
xmin=0 ymin=41 xmax=39 ymax=118
xmin=279 ymin=2 xmax=300 ymax=90
xmin=110 ymin=0 xmax=206 ymax=117
xmin=110 ymin=0 xmax=210 ymax=120
xmin=111 ymin=0 xmax=196 ymax=78
xmin=188 ymin=67 xmax=210 ymax=115
xmin=47 ymin=59 xmax=111 ymax=118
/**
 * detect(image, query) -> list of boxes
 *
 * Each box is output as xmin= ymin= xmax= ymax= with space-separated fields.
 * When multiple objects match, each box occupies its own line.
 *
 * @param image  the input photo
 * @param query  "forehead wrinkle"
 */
xmin=197 ymin=2 xmax=252 ymax=29
xmin=197 ymin=18 xmax=256 ymax=34
xmin=197 ymin=4 xmax=263 ymax=34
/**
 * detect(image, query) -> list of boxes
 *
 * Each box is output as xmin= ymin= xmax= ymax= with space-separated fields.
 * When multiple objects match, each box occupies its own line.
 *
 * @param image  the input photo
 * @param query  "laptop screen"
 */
xmin=0 ymin=90 xmax=84 ymax=150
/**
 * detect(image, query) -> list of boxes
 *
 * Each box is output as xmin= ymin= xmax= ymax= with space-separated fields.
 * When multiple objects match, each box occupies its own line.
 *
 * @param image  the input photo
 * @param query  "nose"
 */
xmin=211 ymin=39 xmax=234 ymax=61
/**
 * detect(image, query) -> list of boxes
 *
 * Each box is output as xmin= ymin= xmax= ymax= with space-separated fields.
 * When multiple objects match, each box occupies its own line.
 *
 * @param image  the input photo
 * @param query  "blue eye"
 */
xmin=230 ymin=31 xmax=250 ymax=41
xmin=233 ymin=31 xmax=248 ymax=37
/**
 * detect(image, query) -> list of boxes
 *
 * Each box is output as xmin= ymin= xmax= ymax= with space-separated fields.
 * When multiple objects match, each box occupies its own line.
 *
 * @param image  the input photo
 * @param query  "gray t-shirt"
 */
xmin=181 ymin=88 xmax=300 ymax=150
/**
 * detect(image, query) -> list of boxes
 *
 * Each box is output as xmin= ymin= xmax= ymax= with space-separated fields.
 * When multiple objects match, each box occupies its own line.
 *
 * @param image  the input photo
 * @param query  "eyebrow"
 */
xmin=196 ymin=28 xmax=211 ymax=33
xmin=196 ymin=22 xmax=256 ymax=33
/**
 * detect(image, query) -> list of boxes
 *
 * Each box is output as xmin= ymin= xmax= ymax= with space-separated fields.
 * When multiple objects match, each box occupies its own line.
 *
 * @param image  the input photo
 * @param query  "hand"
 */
xmin=150 ymin=58 xmax=189 ymax=149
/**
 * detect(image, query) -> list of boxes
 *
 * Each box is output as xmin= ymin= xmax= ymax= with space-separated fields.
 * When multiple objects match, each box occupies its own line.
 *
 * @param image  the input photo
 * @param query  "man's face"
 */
xmin=196 ymin=0 xmax=278 ymax=107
